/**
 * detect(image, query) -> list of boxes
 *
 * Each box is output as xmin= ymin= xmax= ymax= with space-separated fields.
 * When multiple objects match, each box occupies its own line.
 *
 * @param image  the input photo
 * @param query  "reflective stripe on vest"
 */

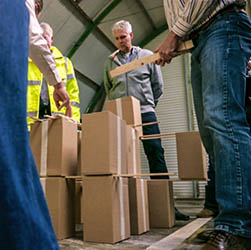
xmin=64 ymin=56 xmax=75 ymax=80
xmin=27 ymin=111 xmax=38 ymax=117
xmin=51 ymin=112 xmax=63 ymax=115
xmin=71 ymin=101 xmax=80 ymax=108
xmin=28 ymin=80 xmax=41 ymax=86
xmin=67 ymin=74 xmax=75 ymax=80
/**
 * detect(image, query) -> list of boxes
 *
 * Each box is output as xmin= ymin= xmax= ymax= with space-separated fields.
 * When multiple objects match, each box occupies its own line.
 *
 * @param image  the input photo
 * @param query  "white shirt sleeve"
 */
xmin=25 ymin=0 xmax=61 ymax=85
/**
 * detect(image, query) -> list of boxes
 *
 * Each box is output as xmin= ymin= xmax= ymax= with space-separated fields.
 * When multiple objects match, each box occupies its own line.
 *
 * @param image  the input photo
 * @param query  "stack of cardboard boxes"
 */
xmin=29 ymin=96 xmax=207 ymax=244
xmin=30 ymin=116 xmax=78 ymax=240
xmin=81 ymin=96 xmax=150 ymax=243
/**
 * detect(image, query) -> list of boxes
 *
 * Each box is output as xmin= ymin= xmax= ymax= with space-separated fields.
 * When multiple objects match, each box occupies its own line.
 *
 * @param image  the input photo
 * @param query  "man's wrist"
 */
xmin=54 ymin=82 xmax=64 ymax=89
xmin=170 ymin=31 xmax=182 ymax=41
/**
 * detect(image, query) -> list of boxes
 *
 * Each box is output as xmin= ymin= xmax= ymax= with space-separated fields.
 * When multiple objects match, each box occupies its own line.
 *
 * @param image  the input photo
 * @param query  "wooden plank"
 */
xmin=110 ymin=53 xmax=160 ymax=78
xmin=66 ymin=173 xmax=177 ymax=178
xmin=133 ymin=121 xmax=160 ymax=128
xmin=110 ymin=40 xmax=194 ymax=78
xmin=65 ymin=176 xmax=82 ymax=179
xmin=140 ymin=132 xmax=176 ymax=140
xmin=146 ymin=218 xmax=212 ymax=250
xmin=28 ymin=115 xmax=43 ymax=122
xmin=113 ymin=172 xmax=176 ymax=178
xmin=168 ymin=178 xmax=209 ymax=182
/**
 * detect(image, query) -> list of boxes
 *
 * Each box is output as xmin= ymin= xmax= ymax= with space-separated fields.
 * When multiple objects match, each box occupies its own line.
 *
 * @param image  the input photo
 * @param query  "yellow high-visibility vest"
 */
xmin=27 ymin=46 xmax=80 ymax=128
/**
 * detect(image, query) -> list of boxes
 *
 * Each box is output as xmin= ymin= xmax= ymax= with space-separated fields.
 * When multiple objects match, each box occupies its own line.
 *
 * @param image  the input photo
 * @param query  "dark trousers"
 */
xmin=204 ymin=156 xmax=219 ymax=213
xmin=141 ymin=112 xmax=168 ymax=179
xmin=39 ymin=97 xmax=51 ymax=119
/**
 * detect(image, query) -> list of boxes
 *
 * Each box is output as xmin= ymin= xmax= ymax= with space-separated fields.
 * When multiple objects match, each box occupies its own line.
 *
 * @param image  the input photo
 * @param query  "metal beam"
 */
xmin=66 ymin=0 xmax=115 ymax=52
xmin=135 ymin=0 xmax=156 ymax=30
xmin=74 ymin=0 xmax=82 ymax=4
xmin=67 ymin=0 xmax=121 ymax=58
xmin=74 ymin=68 xmax=100 ymax=91
xmin=85 ymin=83 xmax=105 ymax=113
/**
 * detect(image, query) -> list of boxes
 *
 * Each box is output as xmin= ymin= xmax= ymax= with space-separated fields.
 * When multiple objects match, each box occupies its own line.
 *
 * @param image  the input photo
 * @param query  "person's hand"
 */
xmin=53 ymin=82 xmax=72 ymax=117
xmin=247 ymin=58 xmax=251 ymax=71
xmin=154 ymin=31 xmax=181 ymax=66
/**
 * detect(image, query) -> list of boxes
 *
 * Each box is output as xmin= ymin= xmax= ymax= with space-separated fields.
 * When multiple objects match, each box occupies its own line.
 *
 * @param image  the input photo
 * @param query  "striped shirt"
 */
xmin=163 ymin=0 xmax=246 ymax=38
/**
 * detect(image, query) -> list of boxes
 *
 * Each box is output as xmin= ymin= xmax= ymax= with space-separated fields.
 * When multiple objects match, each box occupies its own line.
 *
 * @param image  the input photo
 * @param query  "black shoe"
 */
xmin=197 ymin=208 xmax=218 ymax=218
xmin=200 ymin=230 xmax=251 ymax=250
xmin=175 ymin=207 xmax=190 ymax=221
xmin=197 ymin=229 xmax=214 ymax=243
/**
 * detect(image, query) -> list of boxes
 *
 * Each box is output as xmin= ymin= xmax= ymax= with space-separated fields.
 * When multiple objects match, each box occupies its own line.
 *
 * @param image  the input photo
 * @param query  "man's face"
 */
xmin=113 ymin=28 xmax=133 ymax=53
xmin=43 ymin=33 xmax=53 ymax=49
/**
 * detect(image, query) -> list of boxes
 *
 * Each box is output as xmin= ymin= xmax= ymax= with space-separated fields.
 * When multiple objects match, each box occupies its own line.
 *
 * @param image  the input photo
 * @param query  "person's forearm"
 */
xmin=26 ymin=0 xmax=61 ymax=86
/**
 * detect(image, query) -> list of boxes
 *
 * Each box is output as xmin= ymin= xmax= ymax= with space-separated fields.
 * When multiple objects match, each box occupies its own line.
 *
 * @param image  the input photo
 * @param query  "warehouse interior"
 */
xmin=31 ymin=1 xmax=251 ymax=249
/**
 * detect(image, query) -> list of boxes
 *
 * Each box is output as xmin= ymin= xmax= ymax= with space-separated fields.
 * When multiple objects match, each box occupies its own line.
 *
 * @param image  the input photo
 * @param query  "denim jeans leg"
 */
xmin=0 ymin=1 xmax=59 ymax=249
xmin=141 ymin=112 xmax=168 ymax=179
xmin=191 ymin=11 xmax=251 ymax=238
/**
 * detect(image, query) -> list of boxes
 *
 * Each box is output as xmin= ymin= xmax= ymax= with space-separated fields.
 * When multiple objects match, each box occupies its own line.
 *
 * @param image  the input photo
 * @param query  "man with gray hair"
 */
xmin=104 ymin=20 xmax=189 ymax=221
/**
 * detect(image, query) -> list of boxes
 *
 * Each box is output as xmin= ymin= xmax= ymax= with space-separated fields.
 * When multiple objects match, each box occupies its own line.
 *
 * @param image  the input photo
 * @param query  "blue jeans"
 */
xmin=0 ymin=1 xmax=59 ymax=249
xmin=141 ymin=112 xmax=168 ymax=179
xmin=204 ymin=76 xmax=251 ymax=214
xmin=191 ymin=8 xmax=251 ymax=238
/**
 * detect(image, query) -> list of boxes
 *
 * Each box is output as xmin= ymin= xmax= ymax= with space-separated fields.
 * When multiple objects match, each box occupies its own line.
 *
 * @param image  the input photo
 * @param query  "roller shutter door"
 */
xmin=142 ymin=34 xmax=206 ymax=198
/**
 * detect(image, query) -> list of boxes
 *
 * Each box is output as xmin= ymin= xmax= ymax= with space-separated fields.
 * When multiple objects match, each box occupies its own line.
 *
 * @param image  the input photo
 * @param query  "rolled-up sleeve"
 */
xmin=26 ymin=0 xmax=61 ymax=85
xmin=164 ymin=0 xmax=217 ymax=38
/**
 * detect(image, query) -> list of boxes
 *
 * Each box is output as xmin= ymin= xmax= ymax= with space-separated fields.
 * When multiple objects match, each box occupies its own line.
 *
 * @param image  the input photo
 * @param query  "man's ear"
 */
xmin=35 ymin=3 xmax=38 ymax=15
xmin=34 ymin=3 xmax=41 ymax=18
xmin=130 ymin=32 xmax=134 ymax=40
xmin=52 ymin=36 xmax=54 ymax=43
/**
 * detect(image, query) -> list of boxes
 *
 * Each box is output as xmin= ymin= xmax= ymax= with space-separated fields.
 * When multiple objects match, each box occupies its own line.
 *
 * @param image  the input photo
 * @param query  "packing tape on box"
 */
xmin=40 ymin=120 xmax=49 ymax=176
xmin=40 ymin=177 xmax=46 ymax=194
xmin=115 ymin=98 xmax=123 ymax=119
xmin=117 ymin=117 xmax=122 ymax=175
xmin=140 ymin=179 xmax=147 ymax=232
xmin=119 ymin=177 xmax=126 ymax=239
xmin=132 ymin=128 xmax=137 ymax=174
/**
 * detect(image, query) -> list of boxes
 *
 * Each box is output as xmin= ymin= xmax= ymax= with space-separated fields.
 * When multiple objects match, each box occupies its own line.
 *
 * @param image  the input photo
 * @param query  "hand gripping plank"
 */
xmin=110 ymin=40 xmax=194 ymax=78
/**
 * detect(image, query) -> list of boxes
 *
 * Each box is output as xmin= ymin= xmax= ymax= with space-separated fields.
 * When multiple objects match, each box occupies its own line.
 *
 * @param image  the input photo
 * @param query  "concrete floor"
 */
xmin=59 ymin=199 xmax=211 ymax=250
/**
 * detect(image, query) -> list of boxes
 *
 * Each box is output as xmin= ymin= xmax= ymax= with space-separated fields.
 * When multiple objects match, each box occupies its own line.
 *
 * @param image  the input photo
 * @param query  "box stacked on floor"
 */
xmin=30 ymin=115 xmax=78 ymax=240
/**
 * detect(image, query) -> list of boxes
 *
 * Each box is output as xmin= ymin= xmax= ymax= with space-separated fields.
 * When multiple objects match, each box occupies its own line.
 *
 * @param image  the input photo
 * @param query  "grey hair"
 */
xmin=112 ymin=20 xmax=132 ymax=34
xmin=40 ymin=22 xmax=53 ymax=38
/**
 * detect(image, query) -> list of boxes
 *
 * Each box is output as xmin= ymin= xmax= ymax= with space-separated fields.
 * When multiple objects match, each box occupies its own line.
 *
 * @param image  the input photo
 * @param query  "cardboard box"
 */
xmin=176 ymin=131 xmax=207 ymax=180
xmin=126 ymin=126 xmax=141 ymax=175
xmin=82 ymin=176 xmax=130 ymax=243
xmin=30 ymin=120 xmax=47 ymax=175
xmin=105 ymin=96 xmax=142 ymax=136
xmin=147 ymin=180 xmax=175 ymax=228
xmin=30 ymin=116 xmax=78 ymax=176
xmin=40 ymin=177 xmax=75 ymax=240
xmin=75 ymin=180 xmax=83 ymax=224
xmin=82 ymin=111 xmax=127 ymax=175
xmin=128 ymin=178 xmax=149 ymax=235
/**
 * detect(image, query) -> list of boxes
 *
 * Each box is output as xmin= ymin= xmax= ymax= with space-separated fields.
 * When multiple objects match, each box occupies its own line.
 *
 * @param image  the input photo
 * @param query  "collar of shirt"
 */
xmin=118 ymin=47 xmax=135 ymax=64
